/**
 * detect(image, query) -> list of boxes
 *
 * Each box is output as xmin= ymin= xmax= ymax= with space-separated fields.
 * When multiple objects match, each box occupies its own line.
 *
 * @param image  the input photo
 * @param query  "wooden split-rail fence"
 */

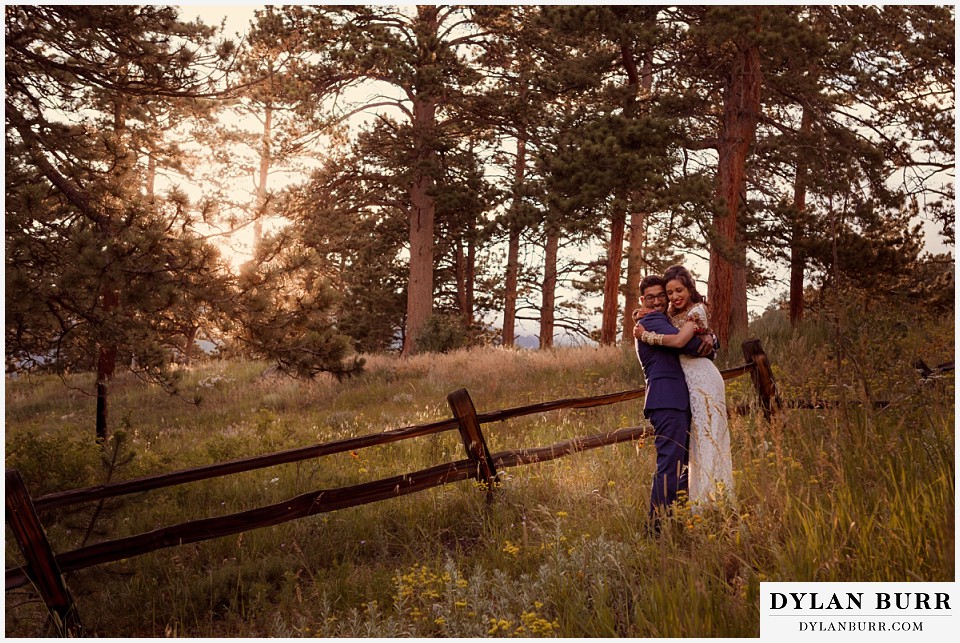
xmin=6 ymin=340 xmax=782 ymax=635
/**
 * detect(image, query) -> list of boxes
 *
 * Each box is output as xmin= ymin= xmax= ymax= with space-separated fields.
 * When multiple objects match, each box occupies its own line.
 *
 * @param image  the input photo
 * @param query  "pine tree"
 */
xmin=744 ymin=6 xmax=954 ymax=325
xmin=525 ymin=6 xmax=690 ymax=346
xmin=664 ymin=6 xmax=765 ymax=346
xmin=5 ymin=5 xmax=237 ymax=440
xmin=287 ymin=131 xmax=410 ymax=353
xmin=432 ymin=137 xmax=499 ymax=335
xmin=197 ymin=23 xmax=325 ymax=252
xmin=472 ymin=5 xmax=557 ymax=347
xmin=230 ymin=225 xmax=364 ymax=378
xmin=250 ymin=6 xmax=493 ymax=356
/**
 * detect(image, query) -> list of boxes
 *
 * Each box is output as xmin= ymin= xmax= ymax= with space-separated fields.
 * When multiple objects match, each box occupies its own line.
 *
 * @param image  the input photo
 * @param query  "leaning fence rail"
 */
xmin=7 ymin=339 xmax=781 ymax=635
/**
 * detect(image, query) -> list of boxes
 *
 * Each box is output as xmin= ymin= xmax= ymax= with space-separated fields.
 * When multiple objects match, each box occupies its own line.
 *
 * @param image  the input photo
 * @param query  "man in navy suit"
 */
xmin=632 ymin=275 xmax=715 ymax=531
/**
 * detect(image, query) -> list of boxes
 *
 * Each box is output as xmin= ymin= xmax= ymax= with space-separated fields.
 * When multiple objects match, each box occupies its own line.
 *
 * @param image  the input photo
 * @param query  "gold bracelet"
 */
xmin=641 ymin=331 xmax=664 ymax=346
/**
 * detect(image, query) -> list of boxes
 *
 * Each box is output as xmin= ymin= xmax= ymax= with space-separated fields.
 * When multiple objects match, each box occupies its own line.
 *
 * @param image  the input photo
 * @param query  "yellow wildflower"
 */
xmin=502 ymin=540 xmax=520 ymax=556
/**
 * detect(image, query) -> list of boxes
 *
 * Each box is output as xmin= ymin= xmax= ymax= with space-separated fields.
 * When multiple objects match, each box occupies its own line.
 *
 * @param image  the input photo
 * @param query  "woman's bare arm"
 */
xmin=656 ymin=320 xmax=696 ymax=348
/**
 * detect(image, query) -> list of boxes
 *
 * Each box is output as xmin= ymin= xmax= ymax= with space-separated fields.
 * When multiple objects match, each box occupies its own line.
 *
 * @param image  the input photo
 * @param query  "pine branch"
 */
xmin=5 ymin=101 xmax=107 ymax=227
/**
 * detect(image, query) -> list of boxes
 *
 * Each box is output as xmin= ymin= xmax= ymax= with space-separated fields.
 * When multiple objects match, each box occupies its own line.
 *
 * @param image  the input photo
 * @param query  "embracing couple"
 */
xmin=632 ymin=265 xmax=734 ymax=532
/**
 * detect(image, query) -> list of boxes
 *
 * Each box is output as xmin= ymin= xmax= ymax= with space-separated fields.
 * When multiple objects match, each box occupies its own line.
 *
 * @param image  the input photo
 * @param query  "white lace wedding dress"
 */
xmin=672 ymin=303 xmax=735 ymax=505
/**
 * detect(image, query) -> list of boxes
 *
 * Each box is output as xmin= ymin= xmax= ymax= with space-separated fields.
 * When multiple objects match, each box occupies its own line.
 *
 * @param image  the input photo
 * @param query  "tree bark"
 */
xmin=455 ymin=237 xmax=467 ymax=319
xmin=96 ymin=289 xmax=119 ymax=442
xmin=599 ymin=206 xmax=626 ymax=345
xmin=539 ymin=224 xmax=559 ymax=350
xmin=254 ymin=104 xmax=273 ymax=248
xmin=619 ymin=25 xmax=653 ymax=345
xmin=503 ymin=225 xmax=521 ymax=347
xmin=95 ymin=97 xmax=132 ymax=442
xmin=454 ymin=211 xmax=476 ymax=330
xmin=145 ymin=151 xmax=156 ymax=198
xmin=622 ymin=209 xmax=646 ymax=344
xmin=789 ymin=105 xmax=813 ymax=326
xmin=402 ymin=149 xmax=436 ymax=356
xmin=466 ymin=234 xmax=475 ymax=327
xmin=502 ymin=135 xmax=527 ymax=347
xmin=183 ymin=325 xmax=199 ymax=365
xmin=401 ymin=10 xmax=440 ymax=356
xmin=707 ymin=24 xmax=761 ymax=347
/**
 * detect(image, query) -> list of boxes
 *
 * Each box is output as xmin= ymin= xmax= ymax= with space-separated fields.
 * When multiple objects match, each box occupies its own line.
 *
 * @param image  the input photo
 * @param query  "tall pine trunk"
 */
xmin=466 ymin=235 xmax=475 ymax=327
xmin=622 ymin=209 xmax=646 ymax=344
xmin=539 ymin=224 xmax=559 ymax=349
xmin=400 ymin=7 xmax=440 ymax=356
xmin=146 ymin=151 xmax=156 ymax=198
xmin=254 ymin=104 xmax=274 ymax=248
xmin=707 ymin=25 xmax=761 ymax=347
xmin=96 ymin=97 xmax=131 ymax=441
xmin=95 ymin=290 xmax=118 ymax=442
xmin=402 ymin=93 xmax=438 ymax=356
xmin=619 ymin=25 xmax=653 ymax=345
xmin=599 ymin=206 xmax=626 ymax=344
xmin=183 ymin=325 xmax=199 ymax=365
xmin=455 ymin=234 xmax=475 ymax=327
xmin=502 ymin=135 xmax=527 ymax=347
xmin=456 ymin=238 xmax=467 ymax=318
xmin=789 ymin=106 xmax=813 ymax=326
xmin=503 ymin=225 xmax=521 ymax=347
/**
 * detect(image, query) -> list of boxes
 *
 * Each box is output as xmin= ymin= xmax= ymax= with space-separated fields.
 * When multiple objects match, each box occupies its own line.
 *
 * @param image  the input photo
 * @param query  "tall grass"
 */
xmin=4 ymin=307 xmax=953 ymax=637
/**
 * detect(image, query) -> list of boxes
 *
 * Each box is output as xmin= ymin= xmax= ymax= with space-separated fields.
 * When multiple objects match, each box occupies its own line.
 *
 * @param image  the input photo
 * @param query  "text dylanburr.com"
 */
xmin=761 ymin=582 xmax=955 ymax=640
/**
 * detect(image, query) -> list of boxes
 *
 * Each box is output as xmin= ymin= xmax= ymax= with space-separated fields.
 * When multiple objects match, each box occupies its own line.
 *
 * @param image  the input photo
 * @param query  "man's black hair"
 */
xmin=639 ymin=275 xmax=665 ymax=293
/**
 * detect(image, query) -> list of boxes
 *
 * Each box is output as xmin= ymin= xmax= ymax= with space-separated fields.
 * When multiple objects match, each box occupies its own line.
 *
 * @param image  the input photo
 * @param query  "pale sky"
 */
xmin=187 ymin=4 xmax=259 ymax=38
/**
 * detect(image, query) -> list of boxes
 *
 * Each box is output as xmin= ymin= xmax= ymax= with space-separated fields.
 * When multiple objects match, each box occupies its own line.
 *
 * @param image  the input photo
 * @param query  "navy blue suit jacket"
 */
xmin=634 ymin=312 xmax=712 ymax=417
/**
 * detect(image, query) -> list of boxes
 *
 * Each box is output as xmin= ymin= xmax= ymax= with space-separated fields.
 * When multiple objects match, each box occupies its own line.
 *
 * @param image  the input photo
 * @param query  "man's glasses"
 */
xmin=642 ymin=293 xmax=668 ymax=304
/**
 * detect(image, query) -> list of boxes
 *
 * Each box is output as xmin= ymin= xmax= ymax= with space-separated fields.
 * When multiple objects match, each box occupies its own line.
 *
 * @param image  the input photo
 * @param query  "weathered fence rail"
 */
xmin=914 ymin=359 xmax=955 ymax=380
xmin=5 ymin=339 xmax=783 ymax=635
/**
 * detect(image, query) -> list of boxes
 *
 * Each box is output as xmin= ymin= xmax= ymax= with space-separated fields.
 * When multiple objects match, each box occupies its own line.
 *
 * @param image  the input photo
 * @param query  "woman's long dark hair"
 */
xmin=662 ymin=264 xmax=705 ymax=306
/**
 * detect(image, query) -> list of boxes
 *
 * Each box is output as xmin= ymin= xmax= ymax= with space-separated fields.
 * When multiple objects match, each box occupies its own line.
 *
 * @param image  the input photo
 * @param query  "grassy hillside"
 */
xmin=4 ymin=308 xmax=954 ymax=637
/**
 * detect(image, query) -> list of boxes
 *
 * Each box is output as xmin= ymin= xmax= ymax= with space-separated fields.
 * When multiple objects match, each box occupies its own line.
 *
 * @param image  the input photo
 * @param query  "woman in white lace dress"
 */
xmin=637 ymin=265 xmax=735 ymax=506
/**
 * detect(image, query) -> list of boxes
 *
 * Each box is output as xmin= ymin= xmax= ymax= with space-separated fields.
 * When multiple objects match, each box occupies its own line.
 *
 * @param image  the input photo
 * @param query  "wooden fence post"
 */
xmin=741 ymin=339 xmax=782 ymax=418
xmin=447 ymin=389 xmax=499 ymax=496
xmin=5 ymin=469 xmax=82 ymax=636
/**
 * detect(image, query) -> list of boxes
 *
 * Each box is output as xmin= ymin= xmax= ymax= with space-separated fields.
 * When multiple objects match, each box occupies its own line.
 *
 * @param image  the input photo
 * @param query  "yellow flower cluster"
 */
xmin=392 ymin=563 xmax=482 ymax=632
xmin=394 ymin=564 xmax=451 ymax=607
xmin=487 ymin=604 xmax=559 ymax=637
xmin=502 ymin=540 xmax=521 ymax=556
xmin=488 ymin=617 xmax=513 ymax=635
xmin=684 ymin=513 xmax=705 ymax=531
xmin=515 ymin=608 xmax=560 ymax=637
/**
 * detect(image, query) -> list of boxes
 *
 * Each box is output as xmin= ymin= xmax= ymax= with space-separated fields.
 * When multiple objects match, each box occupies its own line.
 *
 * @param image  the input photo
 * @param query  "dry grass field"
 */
xmin=5 ymin=307 xmax=954 ymax=637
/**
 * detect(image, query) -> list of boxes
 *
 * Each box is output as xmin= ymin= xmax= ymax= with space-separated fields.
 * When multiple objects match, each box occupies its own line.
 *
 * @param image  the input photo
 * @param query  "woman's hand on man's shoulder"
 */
xmin=632 ymin=306 xmax=655 ymax=322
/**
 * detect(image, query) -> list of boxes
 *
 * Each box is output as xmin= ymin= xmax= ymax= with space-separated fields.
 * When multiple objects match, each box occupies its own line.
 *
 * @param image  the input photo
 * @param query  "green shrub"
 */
xmin=5 ymin=430 xmax=101 ymax=496
xmin=414 ymin=314 xmax=472 ymax=354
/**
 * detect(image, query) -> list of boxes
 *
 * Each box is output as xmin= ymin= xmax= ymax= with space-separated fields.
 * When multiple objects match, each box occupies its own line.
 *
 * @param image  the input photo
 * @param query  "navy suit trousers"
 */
xmin=648 ymin=407 xmax=690 ymax=519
